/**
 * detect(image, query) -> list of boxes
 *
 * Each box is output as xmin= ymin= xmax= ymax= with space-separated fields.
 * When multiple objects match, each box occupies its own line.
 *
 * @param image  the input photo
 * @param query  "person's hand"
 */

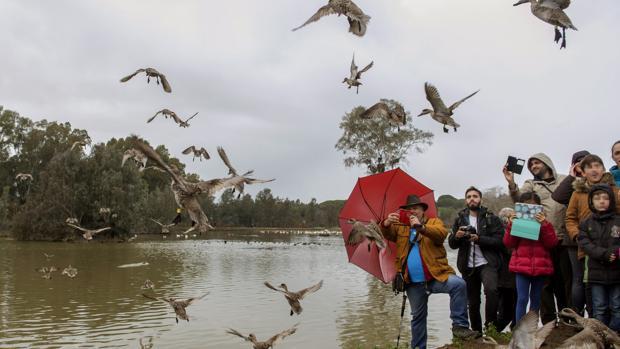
xmin=610 ymin=253 xmax=617 ymax=262
xmin=384 ymin=212 xmax=399 ymax=227
xmin=535 ymin=212 xmax=546 ymax=223
xmin=469 ymin=234 xmax=479 ymax=243
xmin=570 ymin=162 xmax=583 ymax=177
xmin=410 ymin=215 xmax=421 ymax=227
xmin=508 ymin=213 xmax=517 ymax=222
xmin=455 ymin=229 xmax=466 ymax=238
xmin=503 ymin=165 xmax=515 ymax=186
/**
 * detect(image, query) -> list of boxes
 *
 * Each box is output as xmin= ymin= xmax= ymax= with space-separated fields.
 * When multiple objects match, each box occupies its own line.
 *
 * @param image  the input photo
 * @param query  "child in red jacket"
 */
xmin=503 ymin=192 xmax=559 ymax=323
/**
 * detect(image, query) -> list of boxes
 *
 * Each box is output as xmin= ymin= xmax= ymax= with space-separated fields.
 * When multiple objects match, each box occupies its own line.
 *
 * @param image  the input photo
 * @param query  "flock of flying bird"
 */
xmin=25 ymin=0 xmax=586 ymax=347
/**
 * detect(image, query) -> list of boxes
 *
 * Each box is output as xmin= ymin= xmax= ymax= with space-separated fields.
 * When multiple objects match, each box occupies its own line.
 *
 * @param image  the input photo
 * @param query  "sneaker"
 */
xmin=452 ymin=326 xmax=481 ymax=340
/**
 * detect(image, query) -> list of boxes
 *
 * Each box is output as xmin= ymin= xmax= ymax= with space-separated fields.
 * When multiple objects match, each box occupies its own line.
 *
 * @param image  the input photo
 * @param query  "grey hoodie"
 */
xmin=509 ymin=153 xmax=568 ymax=242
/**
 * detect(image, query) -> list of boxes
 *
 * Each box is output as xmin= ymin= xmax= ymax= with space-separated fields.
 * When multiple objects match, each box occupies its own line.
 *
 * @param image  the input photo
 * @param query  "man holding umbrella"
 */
xmin=382 ymin=195 xmax=480 ymax=349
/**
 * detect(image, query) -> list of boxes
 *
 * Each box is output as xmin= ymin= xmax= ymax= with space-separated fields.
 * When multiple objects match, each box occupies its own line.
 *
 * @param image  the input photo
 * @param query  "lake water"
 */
xmin=0 ymin=231 xmax=458 ymax=348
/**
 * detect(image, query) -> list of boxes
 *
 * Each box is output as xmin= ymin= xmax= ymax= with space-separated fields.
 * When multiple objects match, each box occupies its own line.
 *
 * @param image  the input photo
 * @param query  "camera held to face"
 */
xmin=459 ymin=225 xmax=477 ymax=239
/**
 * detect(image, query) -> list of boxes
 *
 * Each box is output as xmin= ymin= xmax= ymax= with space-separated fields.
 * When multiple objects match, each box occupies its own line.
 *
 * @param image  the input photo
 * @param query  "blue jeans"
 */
xmin=591 ymin=284 xmax=620 ymax=331
xmin=405 ymin=274 xmax=469 ymax=349
xmin=515 ymin=274 xmax=546 ymax=323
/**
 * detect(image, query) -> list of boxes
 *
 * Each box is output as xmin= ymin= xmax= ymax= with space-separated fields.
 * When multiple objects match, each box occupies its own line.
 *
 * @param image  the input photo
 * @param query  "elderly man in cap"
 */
xmin=382 ymin=195 xmax=479 ymax=349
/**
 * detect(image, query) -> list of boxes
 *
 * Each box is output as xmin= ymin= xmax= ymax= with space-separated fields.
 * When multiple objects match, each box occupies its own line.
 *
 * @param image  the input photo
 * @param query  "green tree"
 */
xmin=335 ymin=99 xmax=434 ymax=174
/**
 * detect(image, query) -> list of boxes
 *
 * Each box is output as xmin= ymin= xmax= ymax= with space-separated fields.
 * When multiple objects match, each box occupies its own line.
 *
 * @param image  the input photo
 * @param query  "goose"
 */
xmin=216 ymin=146 xmax=275 ymax=198
xmin=141 ymin=279 xmax=155 ymax=290
xmin=150 ymin=218 xmax=176 ymax=234
xmin=418 ymin=82 xmax=479 ymax=133
xmin=120 ymin=68 xmax=171 ymax=93
xmin=514 ymin=0 xmax=577 ymax=49
xmin=15 ymin=173 xmax=33 ymax=182
xmin=226 ymin=324 xmax=298 ymax=349
xmin=360 ymin=102 xmax=406 ymax=129
xmin=559 ymin=308 xmax=620 ymax=348
xmin=61 ymin=265 xmax=78 ymax=278
xmin=182 ymin=146 xmax=210 ymax=161
xmin=36 ymin=266 xmax=58 ymax=279
xmin=293 ymin=0 xmax=370 ymax=37
xmin=66 ymin=223 xmax=111 ymax=241
xmin=147 ymin=109 xmax=198 ymax=128
xmin=142 ymin=292 xmax=208 ymax=323
xmin=343 ymin=53 xmax=373 ymax=94
xmin=122 ymin=148 xmax=148 ymax=171
xmin=346 ymin=219 xmax=386 ymax=252
xmin=264 ymin=280 xmax=323 ymax=316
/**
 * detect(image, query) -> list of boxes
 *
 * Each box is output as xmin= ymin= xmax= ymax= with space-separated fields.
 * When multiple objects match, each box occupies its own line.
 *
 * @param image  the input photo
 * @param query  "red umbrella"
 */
xmin=339 ymin=168 xmax=437 ymax=284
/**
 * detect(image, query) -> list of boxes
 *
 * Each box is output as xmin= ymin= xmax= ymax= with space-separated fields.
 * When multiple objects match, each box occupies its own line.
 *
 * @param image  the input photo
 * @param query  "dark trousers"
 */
xmin=540 ymin=245 xmax=572 ymax=323
xmin=463 ymin=264 xmax=499 ymax=332
xmin=496 ymin=286 xmax=517 ymax=332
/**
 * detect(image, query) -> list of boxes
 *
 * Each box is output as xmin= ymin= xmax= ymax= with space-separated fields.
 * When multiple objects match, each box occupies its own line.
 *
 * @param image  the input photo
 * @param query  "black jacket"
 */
xmin=552 ymin=175 xmax=577 ymax=206
xmin=448 ymin=207 xmax=505 ymax=274
xmin=578 ymin=184 xmax=620 ymax=284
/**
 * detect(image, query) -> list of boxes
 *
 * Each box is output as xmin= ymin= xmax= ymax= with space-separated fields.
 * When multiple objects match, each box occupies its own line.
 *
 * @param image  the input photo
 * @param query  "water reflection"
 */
xmin=0 ymin=233 xmax=458 ymax=348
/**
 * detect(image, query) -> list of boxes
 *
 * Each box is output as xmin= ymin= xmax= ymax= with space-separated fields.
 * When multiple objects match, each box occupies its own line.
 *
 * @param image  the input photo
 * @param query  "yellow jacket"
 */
xmin=381 ymin=217 xmax=454 ymax=283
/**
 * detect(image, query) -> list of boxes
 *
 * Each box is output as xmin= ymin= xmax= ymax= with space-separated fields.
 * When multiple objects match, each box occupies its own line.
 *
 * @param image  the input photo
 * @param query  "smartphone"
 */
xmin=506 ymin=156 xmax=526 ymax=175
xmin=398 ymin=209 xmax=411 ymax=225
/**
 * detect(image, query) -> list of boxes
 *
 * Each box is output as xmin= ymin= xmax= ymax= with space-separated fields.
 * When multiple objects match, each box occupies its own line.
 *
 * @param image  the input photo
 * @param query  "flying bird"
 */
xmin=217 ymin=147 xmax=275 ymax=198
xmin=15 ymin=173 xmax=33 ymax=182
xmin=293 ymin=0 xmax=370 ymax=36
xmin=66 ymin=223 xmax=111 ymax=241
xmin=346 ymin=219 xmax=386 ymax=252
xmin=147 ymin=109 xmax=198 ymax=128
xmin=360 ymin=102 xmax=406 ymax=129
xmin=122 ymin=148 xmax=148 ymax=171
xmin=226 ymin=324 xmax=298 ymax=349
xmin=513 ymin=0 xmax=577 ymax=49
xmin=264 ymin=280 xmax=323 ymax=316
xmin=182 ymin=146 xmax=210 ymax=161
xmin=150 ymin=218 xmax=176 ymax=234
xmin=36 ymin=266 xmax=58 ymax=279
xmin=142 ymin=292 xmax=208 ymax=323
xmin=343 ymin=53 xmax=373 ymax=94
xmin=61 ymin=265 xmax=78 ymax=278
xmin=43 ymin=253 xmax=54 ymax=260
xmin=120 ymin=68 xmax=171 ymax=93
xmin=418 ymin=82 xmax=479 ymax=133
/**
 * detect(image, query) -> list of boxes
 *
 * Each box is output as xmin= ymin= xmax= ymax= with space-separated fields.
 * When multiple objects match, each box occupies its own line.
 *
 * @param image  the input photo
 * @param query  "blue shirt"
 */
xmin=407 ymin=228 xmax=426 ymax=283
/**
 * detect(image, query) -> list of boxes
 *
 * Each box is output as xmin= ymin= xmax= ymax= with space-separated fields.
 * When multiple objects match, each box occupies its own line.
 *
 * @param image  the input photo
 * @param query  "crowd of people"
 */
xmin=381 ymin=140 xmax=620 ymax=349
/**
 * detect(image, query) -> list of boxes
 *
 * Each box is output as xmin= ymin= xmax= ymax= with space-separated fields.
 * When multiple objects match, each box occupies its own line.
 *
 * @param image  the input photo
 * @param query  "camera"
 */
xmin=459 ymin=225 xmax=477 ymax=239
xmin=506 ymin=156 xmax=526 ymax=175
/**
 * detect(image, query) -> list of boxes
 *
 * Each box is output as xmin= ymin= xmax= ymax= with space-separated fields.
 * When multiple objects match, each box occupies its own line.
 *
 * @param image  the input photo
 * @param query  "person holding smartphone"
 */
xmin=382 ymin=195 xmax=479 ymax=349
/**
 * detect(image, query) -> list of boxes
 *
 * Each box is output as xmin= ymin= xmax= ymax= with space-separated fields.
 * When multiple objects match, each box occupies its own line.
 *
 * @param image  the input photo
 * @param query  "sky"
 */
xmin=1 ymin=0 xmax=618 ymax=203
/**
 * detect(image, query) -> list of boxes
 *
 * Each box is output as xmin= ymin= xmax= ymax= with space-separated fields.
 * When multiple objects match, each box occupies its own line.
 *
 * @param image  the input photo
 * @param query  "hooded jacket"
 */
xmin=577 ymin=184 xmax=620 ymax=284
xmin=566 ymin=172 xmax=620 ymax=258
xmin=448 ymin=206 xmax=505 ymax=274
xmin=509 ymin=153 xmax=567 ymax=243
xmin=611 ymin=165 xmax=620 ymax=187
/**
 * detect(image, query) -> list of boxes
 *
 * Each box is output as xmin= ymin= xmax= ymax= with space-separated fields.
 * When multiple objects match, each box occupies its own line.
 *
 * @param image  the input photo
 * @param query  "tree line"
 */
xmin=0 ymin=106 xmax=344 ymax=241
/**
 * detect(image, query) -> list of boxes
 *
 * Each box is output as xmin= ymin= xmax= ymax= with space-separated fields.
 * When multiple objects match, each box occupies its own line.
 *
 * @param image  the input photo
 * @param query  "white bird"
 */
xmin=120 ymin=67 xmax=171 ymax=93
xmin=514 ymin=0 xmax=577 ymax=49
xmin=66 ymin=223 xmax=111 ymax=241
xmin=293 ymin=0 xmax=370 ymax=37
xmin=418 ymin=82 xmax=479 ymax=133
xmin=343 ymin=53 xmax=373 ymax=94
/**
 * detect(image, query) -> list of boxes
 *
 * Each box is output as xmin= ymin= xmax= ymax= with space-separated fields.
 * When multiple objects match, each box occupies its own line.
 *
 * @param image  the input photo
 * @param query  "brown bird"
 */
xmin=120 ymin=68 xmax=171 ymax=93
xmin=141 ymin=279 xmax=155 ymax=290
xmin=418 ymin=82 xmax=479 ymax=133
xmin=182 ymin=146 xmax=210 ymax=161
xmin=36 ymin=266 xmax=58 ymax=279
xmin=343 ymin=53 xmax=373 ymax=94
xmin=264 ymin=280 xmax=323 ymax=316
xmin=360 ymin=102 xmax=407 ymax=129
xmin=15 ymin=173 xmax=33 ymax=182
xmin=150 ymin=218 xmax=176 ymax=234
xmin=142 ymin=292 xmax=208 ymax=323
xmin=293 ymin=0 xmax=370 ymax=37
xmin=226 ymin=325 xmax=298 ymax=349
xmin=559 ymin=308 xmax=620 ymax=348
xmin=347 ymin=219 xmax=386 ymax=252
xmin=122 ymin=148 xmax=148 ymax=171
xmin=513 ymin=0 xmax=577 ymax=49
xmin=147 ymin=109 xmax=198 ymax=128
xmin=217 ymin=146 xmax=275 ymax=199
xmin=66 ymin=223 xmax=111 ymax=241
